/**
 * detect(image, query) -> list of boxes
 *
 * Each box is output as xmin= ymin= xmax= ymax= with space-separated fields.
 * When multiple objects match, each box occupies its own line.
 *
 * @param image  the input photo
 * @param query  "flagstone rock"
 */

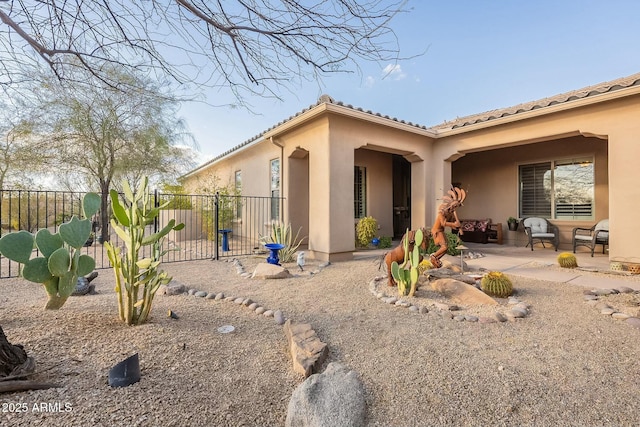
xmin=283 ymin=320 xmax=328 ymax=378
xmin=431 ymin=278 xmax=499 ymax=306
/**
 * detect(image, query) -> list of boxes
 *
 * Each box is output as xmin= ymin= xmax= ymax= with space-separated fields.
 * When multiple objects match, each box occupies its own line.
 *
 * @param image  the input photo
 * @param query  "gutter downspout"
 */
xmin=270 ymin=137 xmax=284 ymax=223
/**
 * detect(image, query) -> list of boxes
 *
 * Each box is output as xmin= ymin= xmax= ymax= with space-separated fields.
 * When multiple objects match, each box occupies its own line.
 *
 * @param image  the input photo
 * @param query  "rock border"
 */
xmin=582 ymin=286 xmax=640 ymax=329
xmin=368 ymin=274 xmax=532 ymax=323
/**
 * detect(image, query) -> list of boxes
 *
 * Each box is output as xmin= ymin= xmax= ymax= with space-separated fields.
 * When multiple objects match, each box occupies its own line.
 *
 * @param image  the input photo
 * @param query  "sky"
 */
xmin=179 ymin=0 xmax=640 ymax=166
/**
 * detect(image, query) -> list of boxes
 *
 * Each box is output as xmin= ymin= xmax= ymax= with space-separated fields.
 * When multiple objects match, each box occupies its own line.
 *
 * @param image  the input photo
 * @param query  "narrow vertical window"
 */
xmin=354 ymin=166 xmax=366 ymax=218
xmin=270 ymin=159 xmax=280 ymax=220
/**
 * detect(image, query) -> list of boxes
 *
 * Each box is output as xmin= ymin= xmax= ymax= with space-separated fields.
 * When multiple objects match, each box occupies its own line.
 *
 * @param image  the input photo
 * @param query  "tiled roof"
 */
xmin=429 ymin=72 xmax=640 ymax=130
xmin=191 ymin=72 xmax=640 ymax=174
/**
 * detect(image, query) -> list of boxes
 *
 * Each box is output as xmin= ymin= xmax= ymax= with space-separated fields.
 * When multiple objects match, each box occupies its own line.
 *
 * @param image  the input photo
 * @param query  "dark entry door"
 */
xmin=392 ymin=155 xmax=411 ymax=238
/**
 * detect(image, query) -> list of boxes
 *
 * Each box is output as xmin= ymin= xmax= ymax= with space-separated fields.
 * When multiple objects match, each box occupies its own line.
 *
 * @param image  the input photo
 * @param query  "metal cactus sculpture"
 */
xmin=390 ymin=228 xmax=424 ymax=297
xmin=104 ymin=177 xmax=184 ymax=325
xmin=0 ymin=193 xmax=101 ymax=309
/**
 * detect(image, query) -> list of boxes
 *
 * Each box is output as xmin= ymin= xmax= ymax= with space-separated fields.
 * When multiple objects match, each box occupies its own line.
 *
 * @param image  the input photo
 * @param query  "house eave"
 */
xmin=433 ymin=85 xmax=640 ymax=137
xmin=263 ymin=102 xmax=438 ymax=139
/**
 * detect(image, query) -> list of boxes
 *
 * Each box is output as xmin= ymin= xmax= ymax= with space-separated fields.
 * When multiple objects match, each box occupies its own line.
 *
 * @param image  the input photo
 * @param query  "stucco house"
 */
xmin=182 ymin=72 xmax=640 ymax=265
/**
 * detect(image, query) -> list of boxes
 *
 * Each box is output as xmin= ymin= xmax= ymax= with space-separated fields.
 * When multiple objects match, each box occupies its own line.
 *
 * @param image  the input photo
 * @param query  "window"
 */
xmin=235 ymin=170 xmax=242 ymax=219
xmin=519 ymin=158 xmax=594 ymax=220
xmin=354 ymin=166 xmax=366 ymax=218
xmin=270 ymin=159 xmax=280 ymax=220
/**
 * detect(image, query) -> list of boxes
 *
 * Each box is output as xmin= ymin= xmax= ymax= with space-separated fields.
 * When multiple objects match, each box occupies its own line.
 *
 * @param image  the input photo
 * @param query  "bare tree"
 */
xmin=0 ymin=0 xmax=407 ymax=103
xmin=37 ymin=70 xmax=196 ymax=242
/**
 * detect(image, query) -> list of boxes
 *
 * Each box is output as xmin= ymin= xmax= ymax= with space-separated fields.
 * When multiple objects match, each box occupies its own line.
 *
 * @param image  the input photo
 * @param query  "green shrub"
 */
xmin=356 ymin=216 xmax=378 ymax=247
xmin=426 ymin=231 xmax=461 ymax=256
xmin=378 ymin=236 xmax=392 ymax=249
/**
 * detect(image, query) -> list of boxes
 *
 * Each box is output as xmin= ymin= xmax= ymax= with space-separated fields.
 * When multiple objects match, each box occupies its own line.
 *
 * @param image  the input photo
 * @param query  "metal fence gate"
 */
xmin=0 ymin=189 xmax=285 ymax=278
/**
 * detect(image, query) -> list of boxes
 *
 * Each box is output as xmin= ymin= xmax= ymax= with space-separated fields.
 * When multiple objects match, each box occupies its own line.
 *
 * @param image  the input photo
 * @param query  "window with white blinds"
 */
xmin=519 ymin=158 xmax=594 ymax=220
xmin=354 ymin=166 xmax=366 ymax=218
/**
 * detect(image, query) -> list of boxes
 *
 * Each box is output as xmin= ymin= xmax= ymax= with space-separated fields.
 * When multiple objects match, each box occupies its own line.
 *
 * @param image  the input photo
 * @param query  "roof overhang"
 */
xmin=433 ymin=84 xmax=640 ymax=137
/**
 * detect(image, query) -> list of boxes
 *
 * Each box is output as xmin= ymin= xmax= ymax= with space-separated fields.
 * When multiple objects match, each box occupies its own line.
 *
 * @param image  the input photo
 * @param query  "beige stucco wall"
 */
xmin=182 ymin=89 xmax=640 ymax=264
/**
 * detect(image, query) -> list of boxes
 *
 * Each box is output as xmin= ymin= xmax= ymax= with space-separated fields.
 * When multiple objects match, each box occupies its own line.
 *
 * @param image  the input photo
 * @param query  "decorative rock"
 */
xmin=395 ymin=300 xmax=411 ymax=308
xmin=441 ymin=311 xmax=454 ymax=319
xmin=255 ymin=307 xmax=266 ymax=315
xmin=224 ymin=296 xmax=235 ymax=302
xmin=274 ymin=310 xmax=286 ymax=325
xmin=594 ymin=289 xmax=616 ymax=296
xmin=382 ymin=297 xmax=397 ymax=305
xmin=453 ymin=315 xmax=465 ymax=322
xmin=248 ymin=302 xmax=258 ymax=310
xmin=241 ymin=273 xmax=253 ymax=279
xmin=493 ymin=312 xmax=507 ymax=322
xmin=206 ymin=292 xmax=216 ymax=299
xmin=159 ymin=282 xmax=186 ymax=296
xmin=263 ymin=310 xmax=274 ymax=317
xmin=465 ymin=315 xmax=479 ymax=322
xmin=479 ymin=317 xmax=497 ymax=324
xmin=285 ymin=362 xmax=365 ymax=427
xmin=617 ymin=286 xmax=635 ymax=294
xmin=612 ymin=312 xmax=631 ymax=320
xmin=242 ymin=298 xmax=253 ymax=306
xmin=419 ymin=306 xmax=429 ymax=314
xmin=194 ymin=291 xmax=207 ymax=298
xmin=431 ymin=278 xmax=498 ymax=306
xmin=234 ymin=297 xmax=244 ymax=305
xmin=376 ymin=292 xmax=384 ymax=299
xmin=600 ymin=308 xmax=615 ymax=315
xmin=409 ymin=305 xmax=419 ymax=312
xmin=508 ymin=309 xmax=526 ymax=319
xmin=283 ymin=320 xmax=328 ymax=377
xmin=215 ymin=292 xmax=225 ymax=300
xmin=584 ymin=295 xmax=599 ymax=301
xmin=252 ymin=263 xmax=292 ymax=279
xmin=188 ymin=289 xmax=197 ymax=295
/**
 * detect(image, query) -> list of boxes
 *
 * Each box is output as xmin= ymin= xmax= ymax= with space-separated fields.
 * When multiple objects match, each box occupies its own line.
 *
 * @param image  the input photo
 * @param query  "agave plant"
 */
xmin=260 ymin=222 xmax=306 ymax=263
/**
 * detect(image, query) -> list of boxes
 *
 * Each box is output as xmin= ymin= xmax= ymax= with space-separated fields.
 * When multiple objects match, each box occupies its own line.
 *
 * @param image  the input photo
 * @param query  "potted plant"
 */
xmin=507 ymin=217 xmax=519 ymax=231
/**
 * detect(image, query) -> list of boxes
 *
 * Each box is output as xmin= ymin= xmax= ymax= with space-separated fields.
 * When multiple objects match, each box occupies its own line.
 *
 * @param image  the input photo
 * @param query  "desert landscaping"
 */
xmin=2 ymin=253 xmax=640 ymax=426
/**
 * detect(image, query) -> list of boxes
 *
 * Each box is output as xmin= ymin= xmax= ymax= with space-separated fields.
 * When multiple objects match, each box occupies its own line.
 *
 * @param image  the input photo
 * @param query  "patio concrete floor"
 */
xmin=354 ymin=241 xmax=640 ymax=291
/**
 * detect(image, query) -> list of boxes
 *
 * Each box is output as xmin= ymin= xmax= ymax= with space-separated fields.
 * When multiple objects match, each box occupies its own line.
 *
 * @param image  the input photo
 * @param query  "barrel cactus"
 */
xmin=480 ymin=271 xmax=513 ymax=298
xmin=0 ymin=192 xmax=101 ymax=309
xmin=557 ymin=252 xmax=578 ymax=268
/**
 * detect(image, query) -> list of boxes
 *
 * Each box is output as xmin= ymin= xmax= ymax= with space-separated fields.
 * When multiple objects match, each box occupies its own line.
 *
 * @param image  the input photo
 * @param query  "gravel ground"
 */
xmin=1 ymin=255 xmax=640 ymax=427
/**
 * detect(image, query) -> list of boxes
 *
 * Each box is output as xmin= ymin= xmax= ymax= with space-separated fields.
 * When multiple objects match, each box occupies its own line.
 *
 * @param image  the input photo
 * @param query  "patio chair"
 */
xmin=572 ymin=219 xmax=609 ymax=257
xmin=521 ymin=217 xmax=559 ymax=251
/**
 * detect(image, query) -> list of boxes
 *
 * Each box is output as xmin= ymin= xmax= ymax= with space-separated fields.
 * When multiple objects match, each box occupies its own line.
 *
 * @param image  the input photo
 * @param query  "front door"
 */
xmin=392 ymin=155 xmax=411 ymax=238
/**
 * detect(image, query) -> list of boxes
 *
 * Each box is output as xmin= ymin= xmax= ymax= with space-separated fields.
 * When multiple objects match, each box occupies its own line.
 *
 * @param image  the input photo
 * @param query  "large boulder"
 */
xmin=431 ymin=278 xmax=498 ymax=306
xmin=251 ymin=263 xmax=292 ymax=279
xmin=285 ymin=362 xmax=366 ymax=427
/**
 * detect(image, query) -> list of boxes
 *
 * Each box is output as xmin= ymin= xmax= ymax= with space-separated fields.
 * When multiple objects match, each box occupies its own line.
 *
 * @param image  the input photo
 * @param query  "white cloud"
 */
xmin=382 ymin=64 xmax=406 ymax=81
xmin=364 ymin=75 xmax=376 ymax=88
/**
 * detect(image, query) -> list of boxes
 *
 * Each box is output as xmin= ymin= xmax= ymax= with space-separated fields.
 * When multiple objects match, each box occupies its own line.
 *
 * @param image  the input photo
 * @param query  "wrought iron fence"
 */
xmin=0 ymin=189 xmax=284 ymax=278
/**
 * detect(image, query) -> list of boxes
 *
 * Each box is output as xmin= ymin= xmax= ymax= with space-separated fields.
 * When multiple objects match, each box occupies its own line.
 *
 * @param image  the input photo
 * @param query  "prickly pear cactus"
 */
xmin=0 ymin=192 xmax=100 ymax=309
xmin=390 ymin=228 xmax=423 ymax=297
xmin=480 ymin=271 xmax=513 ymax=298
